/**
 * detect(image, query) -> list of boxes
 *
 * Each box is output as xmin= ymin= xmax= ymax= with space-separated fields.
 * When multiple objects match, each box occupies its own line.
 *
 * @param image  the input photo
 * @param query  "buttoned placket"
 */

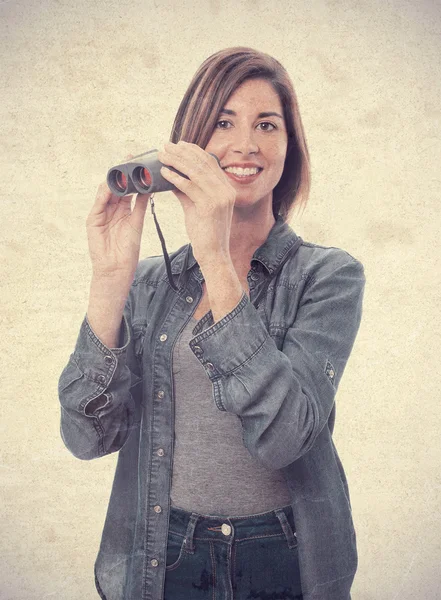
xmin=146 ymin=263 xmax=263 ymax=593
xmin=146 ymin=276 xmax=204 ymax=589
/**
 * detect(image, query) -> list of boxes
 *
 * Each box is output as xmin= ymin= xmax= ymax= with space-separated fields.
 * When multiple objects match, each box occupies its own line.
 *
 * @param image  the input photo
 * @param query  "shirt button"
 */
xmin=157 ymin=448 xmax=164 ymax=456
xmin=98 ymin=375 xmax=106 ymax=384
xmin=205 ymin=362 xmax=214 ymax=371
xmin=154 ymin=505 xmax=162 ymax=513
xmin=250 ymin=272 xmax=260 ymax=281
xmin=157 ymin=391 xmax=165 ymax=399
xmin=193 ymin=346 xmax=203 ymax=356
xmin=104 ymin=356 xmax=113 ymax=364
xmin=160 ymin=334 xmax=167 ymax=342
xmin=151 ymin=559 xmax=159 ymax=567
xmin=221 ymin=524 xmax=231 ymax=536
xmin=186 ymin=296 xmax=194 ymax=303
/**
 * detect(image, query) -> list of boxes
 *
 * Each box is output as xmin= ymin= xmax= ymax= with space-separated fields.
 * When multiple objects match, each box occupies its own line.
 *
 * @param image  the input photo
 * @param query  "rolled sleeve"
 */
xmin=188 ymin=258 xmax=366 ymax=470
xmin=76 ymin=312 xmax=131 ymax=388
xmin=58 ymin=311 xmax=141 ymax=460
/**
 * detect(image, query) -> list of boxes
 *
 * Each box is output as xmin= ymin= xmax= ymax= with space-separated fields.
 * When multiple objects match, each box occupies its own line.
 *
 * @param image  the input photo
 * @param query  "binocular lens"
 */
xmin=115 ymin=171 xmax=127 ymax=191
xmin=139 ymin=167 xmax=152 ymax=189
xmin=131 ymin=167 xmax=152 ymax=191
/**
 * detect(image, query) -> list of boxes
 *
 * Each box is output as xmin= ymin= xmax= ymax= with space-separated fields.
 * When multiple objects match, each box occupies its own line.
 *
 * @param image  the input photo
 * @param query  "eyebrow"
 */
xmin=219 ymin=108 xmax=284 ymax=120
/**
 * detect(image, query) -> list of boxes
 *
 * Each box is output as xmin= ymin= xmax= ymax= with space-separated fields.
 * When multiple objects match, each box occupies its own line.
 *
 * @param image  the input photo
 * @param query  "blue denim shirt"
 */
xmin=58 ymin=214 xmax=366 ymax=600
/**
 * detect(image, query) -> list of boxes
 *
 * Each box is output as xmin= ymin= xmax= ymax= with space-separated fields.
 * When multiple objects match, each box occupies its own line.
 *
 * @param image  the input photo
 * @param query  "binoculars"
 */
xmin=107 ymin=148 xmax=221 ymax=196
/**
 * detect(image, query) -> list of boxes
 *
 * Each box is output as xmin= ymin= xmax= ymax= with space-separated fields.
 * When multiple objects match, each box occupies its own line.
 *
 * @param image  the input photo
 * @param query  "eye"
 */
xmin=215 ymin=120 xmax=232 ymax=129
xmin=215 ymin=120 xmax=277 ymax=131
xmin=257 ymin=122 xmax=276 ymax=131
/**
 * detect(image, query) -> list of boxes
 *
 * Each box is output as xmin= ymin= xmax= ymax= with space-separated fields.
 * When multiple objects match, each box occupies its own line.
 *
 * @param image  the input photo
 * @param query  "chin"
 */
xmin=235 ymin=189 xmax=272 ymax=203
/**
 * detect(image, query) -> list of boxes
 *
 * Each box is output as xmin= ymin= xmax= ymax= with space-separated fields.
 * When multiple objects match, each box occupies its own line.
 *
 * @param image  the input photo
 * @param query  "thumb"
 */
xmin=131 ymin=192 xmax=151 ymax=231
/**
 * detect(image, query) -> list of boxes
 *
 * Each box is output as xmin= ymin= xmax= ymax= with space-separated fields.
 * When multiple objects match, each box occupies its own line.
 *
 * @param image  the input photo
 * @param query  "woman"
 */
xmin=58 ymin=47 xmax=366 ymax=600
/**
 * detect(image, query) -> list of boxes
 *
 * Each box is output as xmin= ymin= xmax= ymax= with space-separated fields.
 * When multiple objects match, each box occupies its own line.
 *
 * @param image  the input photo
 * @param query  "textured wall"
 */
xmin=1 ymin=0 xmax=440 ymax=598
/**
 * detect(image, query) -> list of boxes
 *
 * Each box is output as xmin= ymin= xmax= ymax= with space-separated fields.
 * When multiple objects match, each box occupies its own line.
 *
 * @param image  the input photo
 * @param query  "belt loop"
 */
xmin=274 ymin=507 xmax=297 ymax=549
xmin=183 ymin=513 xmax=199 ymax=553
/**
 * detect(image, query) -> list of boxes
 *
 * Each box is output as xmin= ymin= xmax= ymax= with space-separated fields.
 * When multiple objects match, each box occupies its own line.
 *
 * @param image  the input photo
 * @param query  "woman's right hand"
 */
xmin=86 ymin=154 xmax=152 ymax=280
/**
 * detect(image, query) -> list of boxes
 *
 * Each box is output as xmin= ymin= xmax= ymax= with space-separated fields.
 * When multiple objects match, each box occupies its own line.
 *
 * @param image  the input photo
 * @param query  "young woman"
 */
xmin=58 ymin=47 xmax=366 ymax=600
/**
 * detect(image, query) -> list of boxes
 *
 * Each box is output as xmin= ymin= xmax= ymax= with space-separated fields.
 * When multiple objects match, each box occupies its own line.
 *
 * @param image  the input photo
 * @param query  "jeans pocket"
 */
xmin=165 ymin=530 xmax=188 ymax=571
xmin=234 ymin=533 xmax=302 ymax=598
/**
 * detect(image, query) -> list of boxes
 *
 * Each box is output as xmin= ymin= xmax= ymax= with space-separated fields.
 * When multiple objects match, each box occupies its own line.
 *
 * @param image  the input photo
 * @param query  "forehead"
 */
xmin=225 ymin=78 xmax=281 ymax=108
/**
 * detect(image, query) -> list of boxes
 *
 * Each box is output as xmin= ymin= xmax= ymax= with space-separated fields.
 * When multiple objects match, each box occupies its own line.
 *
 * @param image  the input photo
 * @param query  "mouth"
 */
xmin=222 ymin=167 xmax=263 ymax=183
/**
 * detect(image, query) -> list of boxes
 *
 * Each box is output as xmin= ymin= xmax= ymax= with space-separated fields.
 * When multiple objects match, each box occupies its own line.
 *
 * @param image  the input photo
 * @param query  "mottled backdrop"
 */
xmin=1 ymin=0 xmax=440 ymax=598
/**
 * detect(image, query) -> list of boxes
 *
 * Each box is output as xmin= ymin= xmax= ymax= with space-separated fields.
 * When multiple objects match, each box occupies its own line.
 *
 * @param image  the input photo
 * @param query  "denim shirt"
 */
xmin=58 ymin=214 xmax=366 ymax=600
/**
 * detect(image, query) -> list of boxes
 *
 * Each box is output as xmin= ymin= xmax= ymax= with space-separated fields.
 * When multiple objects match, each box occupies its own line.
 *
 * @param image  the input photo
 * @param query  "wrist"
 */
xmin=198 ymin=252 xmax=233 ymax=273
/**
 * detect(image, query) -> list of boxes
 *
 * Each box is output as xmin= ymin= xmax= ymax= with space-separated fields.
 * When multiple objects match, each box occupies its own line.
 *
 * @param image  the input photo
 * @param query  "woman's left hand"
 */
xmin=157 ymin=141 xmax=236 ymax=268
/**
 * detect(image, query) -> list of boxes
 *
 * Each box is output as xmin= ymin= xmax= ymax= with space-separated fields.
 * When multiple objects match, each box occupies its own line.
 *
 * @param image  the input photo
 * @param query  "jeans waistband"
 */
xmin=168 ymin=503 xmax=297 ymax=551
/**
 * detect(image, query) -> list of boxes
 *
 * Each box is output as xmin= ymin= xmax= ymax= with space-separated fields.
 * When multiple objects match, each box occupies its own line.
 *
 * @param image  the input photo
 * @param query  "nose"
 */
xmin=231 ymin=126 xmax=259 ymax=155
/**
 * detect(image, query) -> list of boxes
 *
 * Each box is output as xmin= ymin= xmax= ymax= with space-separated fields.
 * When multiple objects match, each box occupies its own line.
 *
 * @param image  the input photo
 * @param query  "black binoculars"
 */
xmin=107 ymin=148 xmax=220 ymax=196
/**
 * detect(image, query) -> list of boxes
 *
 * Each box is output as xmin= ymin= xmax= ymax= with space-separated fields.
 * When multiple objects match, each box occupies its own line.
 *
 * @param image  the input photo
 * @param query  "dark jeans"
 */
xmin=164 ymin=503 xmax=303 ymax=600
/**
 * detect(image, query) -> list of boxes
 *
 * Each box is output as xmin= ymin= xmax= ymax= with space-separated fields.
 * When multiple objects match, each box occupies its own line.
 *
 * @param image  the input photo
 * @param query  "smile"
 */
xmin=223 ymin=167 xmax=263 ymax=183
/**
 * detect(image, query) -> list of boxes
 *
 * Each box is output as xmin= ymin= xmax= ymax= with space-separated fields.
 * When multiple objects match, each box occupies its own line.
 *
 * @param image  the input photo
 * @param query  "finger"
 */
xmin=131 ymin=191 xmax=151 ymax=229
xmin=165 ymin=142 xmax=219 ymax=184
xmin=158 ymin=153 xmax=194 ymax=186
xmin=160 ymin=167 xmax=197 ymax=205
xmin=92 ymin=181 xmax=117 ymax=210
xmin=176 ymin=140 xmax=215 ymax=168
xmin=160 ymin=166 xmax=193 ymax=193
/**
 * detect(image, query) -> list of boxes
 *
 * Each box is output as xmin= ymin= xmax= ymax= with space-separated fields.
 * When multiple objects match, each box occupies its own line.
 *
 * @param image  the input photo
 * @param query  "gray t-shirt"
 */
xmin=170 ymin=317 xmax=291 ymax=517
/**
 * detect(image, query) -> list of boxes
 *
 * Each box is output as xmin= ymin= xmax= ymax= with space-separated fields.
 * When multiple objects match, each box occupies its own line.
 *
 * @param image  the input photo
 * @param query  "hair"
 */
xmin=169 ymin=46 xmax=311 ymax=222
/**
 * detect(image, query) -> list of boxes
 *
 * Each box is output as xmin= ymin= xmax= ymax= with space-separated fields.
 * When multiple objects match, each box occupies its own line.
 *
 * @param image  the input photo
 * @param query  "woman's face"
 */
xmin=205 ymin=78 xmax=288 ymax=213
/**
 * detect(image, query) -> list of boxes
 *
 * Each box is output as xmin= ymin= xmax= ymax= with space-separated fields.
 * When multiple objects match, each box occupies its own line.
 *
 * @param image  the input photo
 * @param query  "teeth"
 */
xmin=225 ymin=166 xmax=260 ymax=176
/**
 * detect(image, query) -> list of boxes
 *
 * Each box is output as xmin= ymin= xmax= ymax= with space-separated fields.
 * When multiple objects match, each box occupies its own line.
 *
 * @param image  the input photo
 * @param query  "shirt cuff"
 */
xmin=73 ymin=313 xmax=131 ymax=386
xmin=188 ymin=290 xmax=268 ymax=378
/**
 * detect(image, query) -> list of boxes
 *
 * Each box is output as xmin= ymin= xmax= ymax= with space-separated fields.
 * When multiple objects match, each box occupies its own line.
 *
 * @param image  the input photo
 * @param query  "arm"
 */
xmin=202 ymin=258 xmax=244 ymax=325
xmin=58 ymin=295 xmax=142 ymax=461
xmin=189 ymin=256 xmax=366 ymax=470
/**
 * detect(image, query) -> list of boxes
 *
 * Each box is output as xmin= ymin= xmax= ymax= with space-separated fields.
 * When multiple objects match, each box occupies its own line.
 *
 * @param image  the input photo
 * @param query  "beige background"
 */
xmin=1 ymin=0 xmax=440 ymax=598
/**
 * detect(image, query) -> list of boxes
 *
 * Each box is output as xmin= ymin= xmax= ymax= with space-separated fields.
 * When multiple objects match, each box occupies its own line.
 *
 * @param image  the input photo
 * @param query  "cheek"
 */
xmin=270 ymin=151 xmax=287 ymax=175
xmin=204 ymin=135 xmax=224 ymax=155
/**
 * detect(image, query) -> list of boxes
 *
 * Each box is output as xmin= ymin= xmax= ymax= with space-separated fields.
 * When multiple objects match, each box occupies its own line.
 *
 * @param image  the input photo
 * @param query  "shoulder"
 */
xmin=295 ymin=238 xmax=365 ymax=278
xmin=281 ymin=237 xmax=366 ymax=296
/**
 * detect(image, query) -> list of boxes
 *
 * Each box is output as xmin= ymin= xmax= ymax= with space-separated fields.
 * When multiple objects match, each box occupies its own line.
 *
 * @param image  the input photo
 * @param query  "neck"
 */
xmin=229 ymin=207 xmax=276 ymax=262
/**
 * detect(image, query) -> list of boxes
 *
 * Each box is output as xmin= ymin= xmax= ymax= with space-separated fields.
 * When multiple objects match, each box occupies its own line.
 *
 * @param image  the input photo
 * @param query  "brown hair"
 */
xmin=169 ymin=46 xmax=311 ymax=221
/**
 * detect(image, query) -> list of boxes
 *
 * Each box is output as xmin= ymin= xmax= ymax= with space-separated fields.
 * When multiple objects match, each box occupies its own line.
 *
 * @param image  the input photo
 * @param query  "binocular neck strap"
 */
xmin=149 ymin=194 xmax=179 ymax=292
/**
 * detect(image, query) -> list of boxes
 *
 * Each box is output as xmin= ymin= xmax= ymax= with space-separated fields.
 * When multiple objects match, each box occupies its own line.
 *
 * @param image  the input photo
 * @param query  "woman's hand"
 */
xmin=86 ymin=154 xmax=152 ymax=280
xmin=157 ymin=141 xmax=236 ymax=268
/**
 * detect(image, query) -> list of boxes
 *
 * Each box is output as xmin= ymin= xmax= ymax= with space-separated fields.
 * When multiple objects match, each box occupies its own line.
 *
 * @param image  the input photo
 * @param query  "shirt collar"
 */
xmin=170 ymin=214 xmax=301 ymax=277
